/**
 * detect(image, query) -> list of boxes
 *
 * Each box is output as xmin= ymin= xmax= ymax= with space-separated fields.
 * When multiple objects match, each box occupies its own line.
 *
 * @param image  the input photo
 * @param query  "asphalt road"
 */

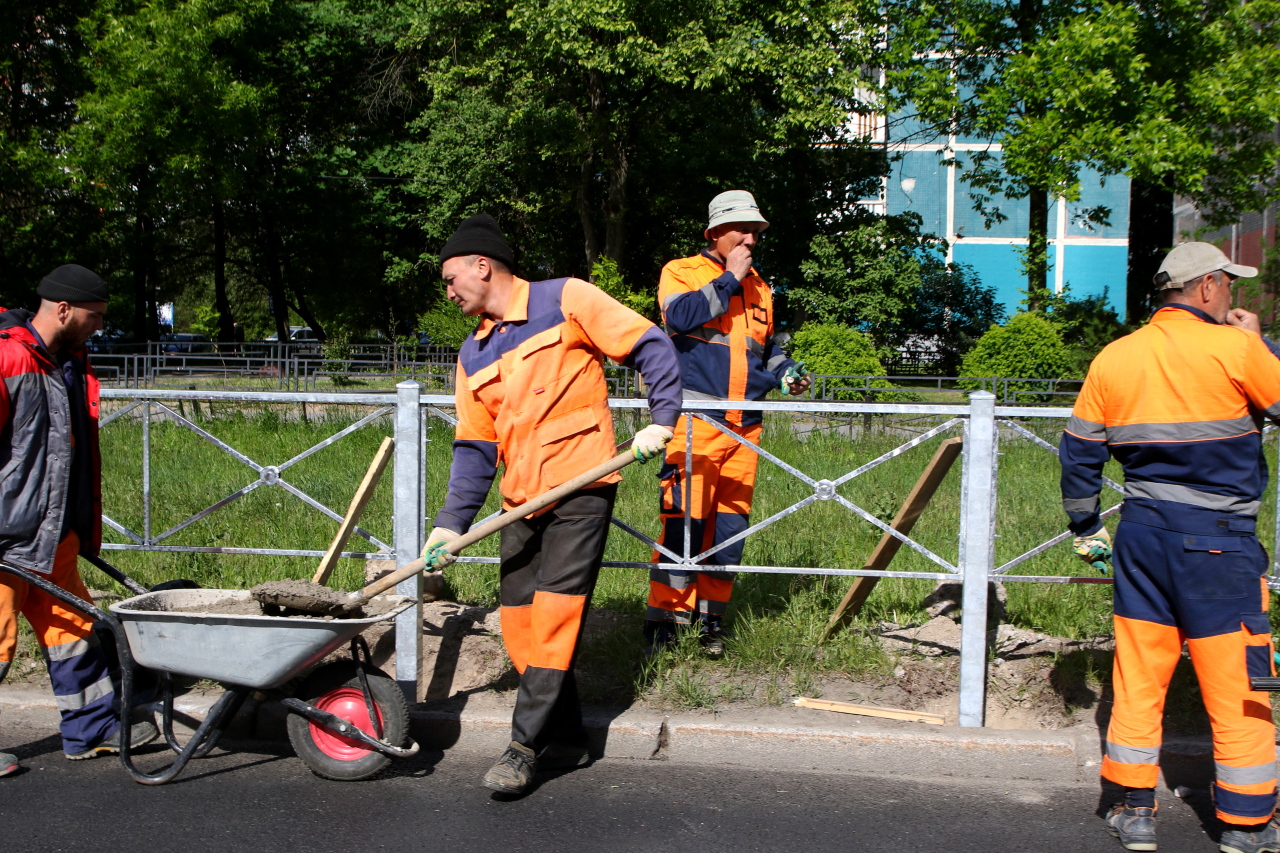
xmin=0 ymin=721 xmax=1226 ymax=853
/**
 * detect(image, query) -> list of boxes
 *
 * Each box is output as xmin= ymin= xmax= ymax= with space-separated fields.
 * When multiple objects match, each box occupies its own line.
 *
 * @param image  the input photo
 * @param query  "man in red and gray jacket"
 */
xmin=0 ymin=265 xmax=156 ymax=777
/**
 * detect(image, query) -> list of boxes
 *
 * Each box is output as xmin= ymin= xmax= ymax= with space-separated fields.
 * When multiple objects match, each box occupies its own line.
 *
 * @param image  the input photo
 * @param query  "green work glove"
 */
xmin=780 ymin=360 xmax=808 ymax=394
xmin=1072 ymin=527 xmax=1112 ymax=574
xmin=421 ymin=526 xmax=459 ymax=570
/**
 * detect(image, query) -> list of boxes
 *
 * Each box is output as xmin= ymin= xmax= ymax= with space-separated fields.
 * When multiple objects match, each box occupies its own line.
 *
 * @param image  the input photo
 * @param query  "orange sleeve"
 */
xmin=1238 ymin=333 xmax=1280 ymax=420
xmin=453 ymin=362 xmax=497 ymax=444
xmin=561 ymin=277 xmax=658 ymax=363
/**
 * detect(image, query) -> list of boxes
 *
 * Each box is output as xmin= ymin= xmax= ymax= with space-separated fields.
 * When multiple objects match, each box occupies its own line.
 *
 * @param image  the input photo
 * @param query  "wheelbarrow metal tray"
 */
xmin=109 ymin=589 xmax=413 ymax=690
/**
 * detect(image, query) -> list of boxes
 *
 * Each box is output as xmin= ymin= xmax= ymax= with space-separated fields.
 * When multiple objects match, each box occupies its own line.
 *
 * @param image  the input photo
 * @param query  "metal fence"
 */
xmin=93 ymin=383 xmax=1280 ymax=726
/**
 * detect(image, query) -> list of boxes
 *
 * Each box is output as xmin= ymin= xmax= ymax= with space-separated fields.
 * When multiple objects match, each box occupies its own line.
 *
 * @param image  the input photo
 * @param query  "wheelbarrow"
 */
xmin=0 ymin=558 xmax=418 ymax=785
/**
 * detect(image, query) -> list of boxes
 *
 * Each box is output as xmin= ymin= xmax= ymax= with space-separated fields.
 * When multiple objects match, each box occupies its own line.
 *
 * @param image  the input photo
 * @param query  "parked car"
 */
xmin=88 ymin=330 xmax=128 ymax=354
xmin=159 ymin=333 xmax=211 ymax=353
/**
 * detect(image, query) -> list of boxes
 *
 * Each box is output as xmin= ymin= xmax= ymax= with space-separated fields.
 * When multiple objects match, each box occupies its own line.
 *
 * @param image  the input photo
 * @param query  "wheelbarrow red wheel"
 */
xmin=287 ymin=660 xmax=408 ymax=781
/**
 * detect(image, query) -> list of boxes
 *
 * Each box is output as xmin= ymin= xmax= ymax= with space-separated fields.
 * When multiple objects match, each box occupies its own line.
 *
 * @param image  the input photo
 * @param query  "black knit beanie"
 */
xmin=439 ymin=214 xmax=516 ymax=272
xmin=38 ymin=264 xmax=110 ymax=303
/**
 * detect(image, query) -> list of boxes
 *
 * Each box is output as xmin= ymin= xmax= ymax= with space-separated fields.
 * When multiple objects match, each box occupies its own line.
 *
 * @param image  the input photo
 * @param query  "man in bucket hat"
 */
xmin=1060 ymin=242 xmax=1280 ymax=852
xmin=644 ymin=191 xmax=810 ymax=657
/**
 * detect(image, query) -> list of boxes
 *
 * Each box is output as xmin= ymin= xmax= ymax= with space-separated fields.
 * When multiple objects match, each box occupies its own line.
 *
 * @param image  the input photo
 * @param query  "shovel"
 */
xmin=251 ymin=450 xmax=638 ymax=617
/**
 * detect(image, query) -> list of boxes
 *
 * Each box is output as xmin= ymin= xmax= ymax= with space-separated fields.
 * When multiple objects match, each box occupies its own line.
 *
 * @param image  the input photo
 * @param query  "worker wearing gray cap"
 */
xmin=645 ymin=191 xmax=811 ymax=656
xmin=0 ymin=265 xmax=157 ymax=778
xmin=1060 ymin=242 xmax=1280 ymax=852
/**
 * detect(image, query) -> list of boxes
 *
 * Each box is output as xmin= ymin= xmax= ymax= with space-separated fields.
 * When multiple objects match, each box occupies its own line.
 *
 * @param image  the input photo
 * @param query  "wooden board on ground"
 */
xmin=312 ymin=436 xmax=395 ymax=586
xmin=794 ymin=696 xmax=945 ymax=725
xmin=819 ymin=437 xmax=963 ymax=642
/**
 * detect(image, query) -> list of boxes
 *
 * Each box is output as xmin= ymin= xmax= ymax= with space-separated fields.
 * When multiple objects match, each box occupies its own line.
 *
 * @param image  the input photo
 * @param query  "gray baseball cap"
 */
xmin=706 ymin=190 xmax=770 ymax=236
xmin=1155 ymin=241 xmax=1257 ymax=289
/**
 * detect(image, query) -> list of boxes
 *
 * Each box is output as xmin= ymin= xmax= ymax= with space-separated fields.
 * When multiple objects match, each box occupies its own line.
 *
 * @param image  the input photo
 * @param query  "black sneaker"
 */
xmin=1105 ymin=803 xmax=1157 ymax=851
xmin=1221 ymin=818 xmax=1280 ymax=853
xmin=483 ymin=741 xmax=537 ymax=794
xmin=538 ymin=741 xmax=591 ymax=770
xmin=65 ymin=720 xmax=159 ymax=760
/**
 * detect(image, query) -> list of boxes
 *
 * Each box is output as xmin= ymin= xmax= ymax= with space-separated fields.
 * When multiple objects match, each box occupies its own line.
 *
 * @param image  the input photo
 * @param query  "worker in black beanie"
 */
xmin=424 ymin=213 xmax=682 ymax=796
xmin=0 ymin=264 xmax=158 ymax=777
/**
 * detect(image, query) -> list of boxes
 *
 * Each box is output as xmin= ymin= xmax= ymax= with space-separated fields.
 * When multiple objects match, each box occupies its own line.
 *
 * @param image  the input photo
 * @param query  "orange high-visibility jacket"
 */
xmin=1060 ymin=304 xmax=1280 ymax=535
xmin=435 ymin=276 xmax=682 ymax=533
xmin=658 ymin=251 xmax=793 ymax=426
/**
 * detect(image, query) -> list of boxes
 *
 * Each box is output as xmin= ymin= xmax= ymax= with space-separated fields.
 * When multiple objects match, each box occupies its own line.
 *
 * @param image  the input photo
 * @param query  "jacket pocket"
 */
xmin=537 ymin=406 xmax=599 ymax=446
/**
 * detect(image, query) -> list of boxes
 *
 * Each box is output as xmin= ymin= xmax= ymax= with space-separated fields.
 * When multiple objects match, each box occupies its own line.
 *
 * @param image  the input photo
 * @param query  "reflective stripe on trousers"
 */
xmin=1104 ymin=510 xmax=1277 ymax=824
xmin=0 ymin=532 xmax=118 ymax=754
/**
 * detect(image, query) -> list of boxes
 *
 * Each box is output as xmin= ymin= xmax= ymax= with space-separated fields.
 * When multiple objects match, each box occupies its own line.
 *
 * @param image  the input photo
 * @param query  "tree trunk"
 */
xmin=576 ymin=153 xmax=600 ymax=274
xmin=1024 ymin=187 xmax=1050 ymax=311
xmin=1126 ymin=179 xmax=1173 ymax=324
xmin=602 ymin=142 xmax=628 ymax=265
xmin=287 ymin=284 xmax=327 ymax=341
xmin=262 ymin=212 xmax=290 ymax=343
xmin=213 ymin=198 xmax=234 ymax=342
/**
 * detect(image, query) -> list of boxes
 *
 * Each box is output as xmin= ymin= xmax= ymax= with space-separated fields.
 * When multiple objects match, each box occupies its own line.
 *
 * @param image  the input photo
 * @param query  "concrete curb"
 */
xmin=0 ymin=685 xmax=1217 ymax=785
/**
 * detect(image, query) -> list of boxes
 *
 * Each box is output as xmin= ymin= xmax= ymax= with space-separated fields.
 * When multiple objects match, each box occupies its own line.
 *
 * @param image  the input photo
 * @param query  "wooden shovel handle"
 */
xmin=356 ymin=451 xmax=637 ymax=602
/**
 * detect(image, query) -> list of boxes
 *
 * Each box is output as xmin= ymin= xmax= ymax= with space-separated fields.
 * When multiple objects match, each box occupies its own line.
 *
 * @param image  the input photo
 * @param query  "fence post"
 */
xmin=958 ymin=390 xmax=997 ymax=727
xmin=393 ymin=380 xmax=424 ymax=703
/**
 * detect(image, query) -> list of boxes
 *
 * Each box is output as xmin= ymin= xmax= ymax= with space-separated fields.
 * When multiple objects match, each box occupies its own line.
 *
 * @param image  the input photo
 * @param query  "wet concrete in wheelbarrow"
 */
xmin=246 ymin=579 xmax=368 ymax=618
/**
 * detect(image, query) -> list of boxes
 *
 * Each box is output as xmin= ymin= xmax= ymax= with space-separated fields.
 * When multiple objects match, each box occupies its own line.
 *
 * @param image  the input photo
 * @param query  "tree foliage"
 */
xmin=793 ymin=211 xmax=1003 ymax=371
xmin=882 ymin=0 xmax=1280 ymax=310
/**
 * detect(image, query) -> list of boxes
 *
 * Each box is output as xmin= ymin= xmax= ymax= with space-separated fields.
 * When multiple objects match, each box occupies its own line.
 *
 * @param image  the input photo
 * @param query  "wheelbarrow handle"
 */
xmin=84 ymin=554 xmax=149 ymax=596
xmin=358 ymin=451 xmax=638 ymax=602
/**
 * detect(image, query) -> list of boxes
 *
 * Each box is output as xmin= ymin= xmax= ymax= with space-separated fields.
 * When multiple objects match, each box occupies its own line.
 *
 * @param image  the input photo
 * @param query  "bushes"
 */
xmin=959 ymin=312 xmax=1077 ymax=401
xmin=788 ymin=323 xmax=905 ymax=401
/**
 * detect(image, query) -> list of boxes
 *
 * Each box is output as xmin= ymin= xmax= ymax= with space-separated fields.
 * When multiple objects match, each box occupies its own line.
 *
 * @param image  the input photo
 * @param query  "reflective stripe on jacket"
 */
xmin=0 ymin=309 xmax=103 ymax=573
xmin=435 ymin=277 xmax=682 ymax=533
xmin=658 ymin=250 xmax=792 ymax=427
xmin=1060 ymin=304 xmax=1280 ymax=535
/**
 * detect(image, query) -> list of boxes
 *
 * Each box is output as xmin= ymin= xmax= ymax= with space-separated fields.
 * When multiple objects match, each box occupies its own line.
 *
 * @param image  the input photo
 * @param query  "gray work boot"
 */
xmin=0 ymin=751 xmax=18 ymax=777
xmin=1105 ymin=803 xmax=1158 ymax=851
xmin=1220 ymin=819 xmax=1280 ymax=853
xmin=65 ymin=720 xmax=159 ymax=760
xmin=483 ymin=740 xmax=537 ymax=794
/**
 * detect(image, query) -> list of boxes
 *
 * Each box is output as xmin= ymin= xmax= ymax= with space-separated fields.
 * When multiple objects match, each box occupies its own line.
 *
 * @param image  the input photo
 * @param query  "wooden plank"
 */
xmin=311 ymin=436 xmax=395 ymax=586
xmin=820 ymin=437 xmax=964 ymax=642
xmin=794 ymin=696 xmax=945 ymax=725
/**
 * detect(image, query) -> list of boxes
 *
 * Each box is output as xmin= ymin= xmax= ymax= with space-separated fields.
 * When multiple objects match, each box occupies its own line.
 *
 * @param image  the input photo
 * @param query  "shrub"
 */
xmin=959 ymin=312 xmax=1076 ymax=401
xmin=416 ymin=287 xmax=476 ymax=349
xmin=591 ymin=257 xmax=657 ymax=321
xmin=1045 ymin=286 xmax=1131 ymax=376
xmin=788 ymin=323 xmax=910 ymax=401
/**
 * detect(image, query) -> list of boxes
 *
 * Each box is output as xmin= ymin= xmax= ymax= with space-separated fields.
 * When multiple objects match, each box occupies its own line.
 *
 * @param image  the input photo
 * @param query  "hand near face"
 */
xmin=1226 ymin=308 xmax=1263 ymax=336
xmin=725 ymin=242 xmax=754 ymax=283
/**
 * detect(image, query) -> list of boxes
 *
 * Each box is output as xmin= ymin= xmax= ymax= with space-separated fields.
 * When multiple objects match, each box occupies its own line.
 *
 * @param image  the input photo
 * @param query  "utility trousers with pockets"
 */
xmin=499 ymin=485 xmax=616 ymax=750
xmin=1103 ymin=499 xmax=1277 ymax=824
xmin=0 ymin=532 xmax=118 ymax=754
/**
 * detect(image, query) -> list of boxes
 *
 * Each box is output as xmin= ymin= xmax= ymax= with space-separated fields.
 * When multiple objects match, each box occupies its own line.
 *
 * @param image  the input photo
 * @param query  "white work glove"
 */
xmin=421 ymin=526 xmax=460 ymax=570
xmin=631 ymin=424 xmax=674 ymax=462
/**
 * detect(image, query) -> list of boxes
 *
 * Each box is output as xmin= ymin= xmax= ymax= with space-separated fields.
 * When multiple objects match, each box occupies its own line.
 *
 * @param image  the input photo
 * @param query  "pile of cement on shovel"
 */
xmin=248 ymin=579 xmax=366 ymax=618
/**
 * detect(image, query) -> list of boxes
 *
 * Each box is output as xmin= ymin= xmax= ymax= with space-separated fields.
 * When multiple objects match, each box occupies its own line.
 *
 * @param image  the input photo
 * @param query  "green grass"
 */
xmin=57 ymin=400 xmax=1280 ymax=714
